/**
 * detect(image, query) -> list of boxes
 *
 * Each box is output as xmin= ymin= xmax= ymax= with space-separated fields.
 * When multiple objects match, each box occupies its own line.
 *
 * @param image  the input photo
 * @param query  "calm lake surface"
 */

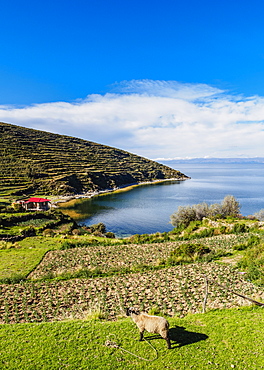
xmin=64 ymin=163 xmax=264 ymax=237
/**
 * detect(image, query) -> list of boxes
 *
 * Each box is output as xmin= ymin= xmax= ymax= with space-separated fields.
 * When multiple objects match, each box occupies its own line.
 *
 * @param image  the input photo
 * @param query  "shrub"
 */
xmin=237 ymin=243 xmax=264 ymax=286
xmin=42 ymin=228 xmax=54 ymax=237
xmin=93 ymin=231 xmax=104 ymax=237
xmin=208 ymin=203 xmax=223 ymax=218
xmin=193 ymin=202 xmax=209 ymax=221
xmin=167 ymin=243 xmax=211 ymax=265
xmin=247 ymin=234 xmax=261 ymax=246
xmin=254 ymin=209 xmax=264 ymax=221
xmin=61 ymin=240 xmax=81 ymax=250
xmin=21 ymin=226 xmax=36 ymax=237
xmin=72 ymin=228 xmax=80 ymax=235
xmin=89 ymin=222 xmax=106 ymax=234
xmin=170 ymin=195 xmax=241 ymax=228
xmin=0 ymin=241 xmax=14 ymax=250
xmin=105 ymin=232 xmax=115 ymax=238
xmin=170 ymin=205 xmax=196 ymax=228
xmin=0 ymin=274 xmax=27 ymax=284
xmin=232 ymin=222 xmax=249 ymax=234
xmin=195 ymin=228 xmax=215 ymax=238
xmin=233 ymin=243 xmax=248 ymax=251
xmin=221 ymin=195 xmax=241 ymax=217
xmin=12 ymin=202 xmax=23 ymax=212
xmin=233 ymin=235 xmax=261 ymax=251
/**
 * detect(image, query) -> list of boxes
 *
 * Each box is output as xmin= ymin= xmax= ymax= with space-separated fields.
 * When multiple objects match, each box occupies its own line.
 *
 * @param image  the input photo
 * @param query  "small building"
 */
xmin=20 ymin=198 xmax=51 ymax=211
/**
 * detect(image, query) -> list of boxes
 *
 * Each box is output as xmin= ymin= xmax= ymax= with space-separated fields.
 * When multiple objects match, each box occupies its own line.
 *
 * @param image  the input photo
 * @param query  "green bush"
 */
xmin=105 ymin=232 xmax=115 ymax=238
xmin=89 ymin=222 xmax=106 ymax=234
xmin=233 ymin=222 xmax=249 ymax=234
xmin=195 ymin=228 xmax=215 ymax=238
xmin=61 ymin=240 xmax=83 ymax=250
xmin=237 ymin=243 xmax=264 ymax=286
xmin=170 ymin=195 xmax=241 ymax=228
xmin=167 ymin=243 xmax=211 ymax=265
xmin=247 ymin=234 xmax=261 ymax=246
xmin=21 ymin=226 xmax=36 ymax=237
xmin=42 ymin=228 xmax=55 ymax=237
xmin=233 ymin=234 xmax=261 ymax=251
xmin=233 ymin=243 xmax=248 ymax=251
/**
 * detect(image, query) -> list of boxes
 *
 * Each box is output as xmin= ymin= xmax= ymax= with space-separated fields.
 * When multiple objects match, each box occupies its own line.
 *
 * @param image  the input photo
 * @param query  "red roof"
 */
xmin=24 ymin=198 xmax=51 ymax=203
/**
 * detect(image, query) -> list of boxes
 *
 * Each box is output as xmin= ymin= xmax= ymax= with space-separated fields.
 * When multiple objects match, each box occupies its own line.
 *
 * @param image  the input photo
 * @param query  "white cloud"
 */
xmin=1 ymin=79 xmax=264 ymax=159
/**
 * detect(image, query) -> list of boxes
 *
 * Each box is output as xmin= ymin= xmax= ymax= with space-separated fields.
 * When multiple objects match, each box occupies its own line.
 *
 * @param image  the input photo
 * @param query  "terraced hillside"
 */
xmin=0 ymin=122 xmax=188 ymax=196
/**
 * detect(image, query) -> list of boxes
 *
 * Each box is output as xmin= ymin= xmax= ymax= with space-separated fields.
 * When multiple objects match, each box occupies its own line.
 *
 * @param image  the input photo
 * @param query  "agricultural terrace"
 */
xmin=1 ymin=261 xmax=264 ymax=324
xmin=29 ymin=234 xmax=250 ymax=279
xmin=1 ymin=199 xmax=264 ymax=334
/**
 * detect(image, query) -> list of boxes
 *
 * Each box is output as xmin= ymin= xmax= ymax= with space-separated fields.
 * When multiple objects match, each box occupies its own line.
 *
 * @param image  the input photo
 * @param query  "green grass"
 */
xmin=0 ymin=235 xmax=124 ymax=281
xmin=0 ymin=307 xmax=263 ymax=369
xmin=0 ymin=237 xmax=62 ymax=281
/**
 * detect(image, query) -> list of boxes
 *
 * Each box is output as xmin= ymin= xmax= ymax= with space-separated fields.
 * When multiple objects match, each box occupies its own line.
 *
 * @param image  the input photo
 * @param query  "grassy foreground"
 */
xmin=0 ymin=307 xmax=263 ymax=370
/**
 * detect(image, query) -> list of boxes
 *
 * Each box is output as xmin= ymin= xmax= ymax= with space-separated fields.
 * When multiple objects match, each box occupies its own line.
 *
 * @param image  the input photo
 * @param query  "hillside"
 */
xmin=1 ymin=209 xmax=264 ymax=369
xmin=0 ymin=122 xmax=188 ymax=197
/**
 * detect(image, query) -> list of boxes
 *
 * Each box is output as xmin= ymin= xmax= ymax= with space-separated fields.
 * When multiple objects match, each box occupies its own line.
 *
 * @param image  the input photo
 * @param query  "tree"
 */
xmin=170 ymin=195 xmax=241 ymax=228
xmin=221 ymin=195 xmax=240 ymax=217
xmin=193 ymin=202 xmax=209 ymax=221
xmin=254 ymin=209 xmax=264 ymax=221
xmin=170 ymin=205 xmax=196 ymax=227
xmin=208 ymin=203 xmax=223 ymax=218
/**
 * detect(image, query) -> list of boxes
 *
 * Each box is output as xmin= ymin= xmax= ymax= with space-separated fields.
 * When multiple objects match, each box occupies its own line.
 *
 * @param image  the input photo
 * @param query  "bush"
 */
xmin=93 ymin=231 xmax=104 ymax=237
xmin=42 ymin=228 xmax=54 ymax=237
xmin=237 ymin=243 xmax=264 ymax=286
xmin=233 ymin=222 xmax=249 ymax=234
xmin=21 ymin=226 xmax=36 ymax=237
xmin=254 ymin=209 xmax=264 ymax=221
xmin=61 ymin=240 xmax=85 ymax=250
xmin=208 ymin=203 xmax=223 ymax=218
xmin=233 ymin=243 xmax=248 ymax=251
xmin=167 ymin=243 xmax=211 ymax=265
xmin=12 ymin=202 xmax=23 ymax=212
xmin=89 ymin=222 xmax=106 ymax=234
xmin=221 ymin=195 xmax=241 ymax=217
xmin=72 ymin=228 xmax=80 ymax=235
xmin=170 ymin=205 xmax=196 ymax=228
xmin=247 ymin=234 xmax=261 ymax=246
xmin=105 ymin=232 xmax=115 ymax=238
xmin=195 ymin=227 xmax=215 ymax=238
xmin=193 ymin=202 xmax=209 ymax=221
xmin=233 ymin=234 xmax=261 ymax=251
xmin=170 ymin=195 xmax=241 ymax=228
xmin=0 ymin=274 xmax=27 ymax=284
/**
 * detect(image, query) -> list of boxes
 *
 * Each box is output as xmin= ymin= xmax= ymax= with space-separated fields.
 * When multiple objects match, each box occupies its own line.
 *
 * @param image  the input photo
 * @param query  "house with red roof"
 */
xmin=20 ymin=198 xmax=51 ymax=211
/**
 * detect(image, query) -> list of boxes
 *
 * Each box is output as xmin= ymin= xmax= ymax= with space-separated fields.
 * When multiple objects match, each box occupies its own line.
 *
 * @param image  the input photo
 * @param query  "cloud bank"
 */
xmin=1 ymin=79 xmax=264 ymax=159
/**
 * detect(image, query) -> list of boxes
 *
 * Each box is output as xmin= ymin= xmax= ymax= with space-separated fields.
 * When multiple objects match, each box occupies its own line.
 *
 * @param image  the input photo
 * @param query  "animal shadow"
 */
xmin=169 ymin=326 xmax=208 ymax=348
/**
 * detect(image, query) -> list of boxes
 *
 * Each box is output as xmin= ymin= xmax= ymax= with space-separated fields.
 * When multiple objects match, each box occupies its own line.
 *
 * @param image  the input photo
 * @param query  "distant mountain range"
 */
xmin=0 ymin=122 xmax=188 ymax=197
xmin=160 ymin=157 xmax=264 ymax=164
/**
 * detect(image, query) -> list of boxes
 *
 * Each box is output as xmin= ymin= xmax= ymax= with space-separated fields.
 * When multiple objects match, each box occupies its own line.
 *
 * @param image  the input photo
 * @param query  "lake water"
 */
xmin=64 ymin=163 xmax=264 ymax=237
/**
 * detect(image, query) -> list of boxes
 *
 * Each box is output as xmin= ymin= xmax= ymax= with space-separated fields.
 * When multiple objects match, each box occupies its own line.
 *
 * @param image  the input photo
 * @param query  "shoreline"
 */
xmin=53 ymin=177 xmax=190 ymax=207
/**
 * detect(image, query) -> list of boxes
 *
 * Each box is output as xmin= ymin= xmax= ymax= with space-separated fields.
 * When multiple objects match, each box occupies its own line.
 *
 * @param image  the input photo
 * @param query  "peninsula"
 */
xmin=0 ymin=122 xmax=189 ymax=197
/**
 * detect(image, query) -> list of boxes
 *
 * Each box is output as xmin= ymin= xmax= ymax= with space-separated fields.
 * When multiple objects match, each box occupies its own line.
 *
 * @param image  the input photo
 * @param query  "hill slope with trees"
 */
xmin=0 ymin=122 xmax=188 ymax=196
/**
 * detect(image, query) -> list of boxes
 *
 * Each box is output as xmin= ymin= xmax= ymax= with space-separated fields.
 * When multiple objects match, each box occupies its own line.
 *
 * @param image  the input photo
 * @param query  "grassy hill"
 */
xmin=1 ymin=209 xmax=264 ymax=369
xmin=0 ymin=122 xmax=188 ymax=197
xmin=1 ymin=307 xmax=263 ymax=370
xmin=1 ymin=223 xmax=264 ymax=369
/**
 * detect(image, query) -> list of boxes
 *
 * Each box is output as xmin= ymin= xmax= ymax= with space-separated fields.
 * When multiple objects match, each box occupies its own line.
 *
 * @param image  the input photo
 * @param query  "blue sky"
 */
xmin=1 ymin=0 xmax=264 ymax=159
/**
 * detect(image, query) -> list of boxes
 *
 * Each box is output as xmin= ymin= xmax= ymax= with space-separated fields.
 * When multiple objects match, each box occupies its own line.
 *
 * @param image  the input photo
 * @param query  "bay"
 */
xmin=63 ymin=163 xmax=264 ymax=237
